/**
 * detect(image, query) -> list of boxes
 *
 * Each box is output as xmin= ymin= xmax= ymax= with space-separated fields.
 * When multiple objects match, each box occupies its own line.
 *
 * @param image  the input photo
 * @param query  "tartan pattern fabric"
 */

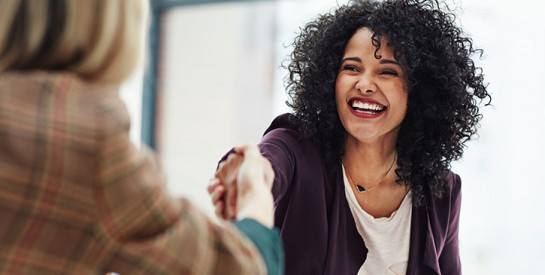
xmin=0 ymin=71 xmax=267 ymax=274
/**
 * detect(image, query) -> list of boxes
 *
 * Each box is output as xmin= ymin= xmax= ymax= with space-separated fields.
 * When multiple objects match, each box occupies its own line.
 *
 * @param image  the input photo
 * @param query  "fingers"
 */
xmin=207 ymin=178 xmax=221 ymax=194
xmin=214 ymin=153 xmax=244 ymax=220
xmin=213 ymin=142 xmax=274 ymax=222
xmin=234 ymin=143 xmax=274 ymax=190
xmin=223 ymin=157 xmax=240 ymax=220
xmin=214 ymin=200 xmax=225 ymax=219
xmin=215 ymin=153 xmax=243 ymax=182
xmin=208 ymin=178 xmax=227 ymax=219
xmin=231 ymin=143 xmax=275 ymax=227
xmin=209 ymin=182 xmax=225 ymax=205
xmin=233 ymin=143 xmax=261 ymax=157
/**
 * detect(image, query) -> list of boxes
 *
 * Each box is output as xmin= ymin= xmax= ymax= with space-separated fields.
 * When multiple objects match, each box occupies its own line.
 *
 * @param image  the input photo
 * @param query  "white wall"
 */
xmin=452 ymin=0 xmax=545 ymax=273
xmin=158 ymin=1 xmax=276 ymax=213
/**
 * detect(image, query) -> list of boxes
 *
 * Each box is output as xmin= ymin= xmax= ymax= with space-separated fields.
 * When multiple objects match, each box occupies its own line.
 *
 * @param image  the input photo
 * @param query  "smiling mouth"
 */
xmin=349 ymin=99 xmax=387 ymax=115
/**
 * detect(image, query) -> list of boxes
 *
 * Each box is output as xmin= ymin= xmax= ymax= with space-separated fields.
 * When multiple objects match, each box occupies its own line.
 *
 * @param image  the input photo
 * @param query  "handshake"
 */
xmin=208 ymin=144 xmax=275 ymax=228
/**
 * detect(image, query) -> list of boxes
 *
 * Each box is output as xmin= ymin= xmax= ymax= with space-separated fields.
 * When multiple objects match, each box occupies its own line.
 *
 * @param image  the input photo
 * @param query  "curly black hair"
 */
xmin=284 ymin=0 xmax=490 ymax=206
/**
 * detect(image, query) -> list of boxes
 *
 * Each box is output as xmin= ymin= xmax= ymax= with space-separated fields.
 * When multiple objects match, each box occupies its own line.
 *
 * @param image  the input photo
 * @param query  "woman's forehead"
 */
xmin=344 ymin=28 xmax=395 ymax=58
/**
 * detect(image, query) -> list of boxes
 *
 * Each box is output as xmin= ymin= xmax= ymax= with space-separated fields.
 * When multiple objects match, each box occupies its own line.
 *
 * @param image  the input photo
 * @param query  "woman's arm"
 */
xmin=95 ymin=97 xmax=281 ymax=274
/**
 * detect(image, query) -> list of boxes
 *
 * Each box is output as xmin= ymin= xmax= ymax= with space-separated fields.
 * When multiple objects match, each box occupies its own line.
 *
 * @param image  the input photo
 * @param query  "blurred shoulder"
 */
xmin=0 ymin=70 xmax=130 ymax=139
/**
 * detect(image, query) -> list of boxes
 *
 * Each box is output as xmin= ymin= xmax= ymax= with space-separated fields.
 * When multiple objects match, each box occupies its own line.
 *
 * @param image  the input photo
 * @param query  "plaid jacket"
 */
xmin=0 ymin=71 xmax=267 ymax=274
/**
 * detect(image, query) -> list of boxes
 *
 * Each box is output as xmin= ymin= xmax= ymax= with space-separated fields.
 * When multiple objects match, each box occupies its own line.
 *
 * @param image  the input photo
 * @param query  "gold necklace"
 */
xmin=342 ymin=153 xmax=397 ymax=193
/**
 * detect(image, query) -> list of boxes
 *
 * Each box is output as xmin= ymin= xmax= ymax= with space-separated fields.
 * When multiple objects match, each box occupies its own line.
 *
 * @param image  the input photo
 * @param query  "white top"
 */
xmin=342 ymin=165 xmax=412 ymax=275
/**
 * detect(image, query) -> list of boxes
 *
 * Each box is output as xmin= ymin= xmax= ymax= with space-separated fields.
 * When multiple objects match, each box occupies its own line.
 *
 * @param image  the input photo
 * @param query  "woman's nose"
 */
xmin=355 ymin=75 xmax=377 ymax=94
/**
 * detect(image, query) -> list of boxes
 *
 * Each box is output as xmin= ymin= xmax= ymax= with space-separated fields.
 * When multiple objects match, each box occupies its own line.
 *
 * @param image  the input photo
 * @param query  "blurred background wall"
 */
xmin=120 ymin=0 xmax=545 ymax=273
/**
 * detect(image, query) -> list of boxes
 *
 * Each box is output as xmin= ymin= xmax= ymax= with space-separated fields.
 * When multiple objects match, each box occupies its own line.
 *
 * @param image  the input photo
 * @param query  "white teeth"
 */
xmin=357 ymin=110 xmax=377 ymax=114
xmin=351 ymin=101 xmax=385 ymax=111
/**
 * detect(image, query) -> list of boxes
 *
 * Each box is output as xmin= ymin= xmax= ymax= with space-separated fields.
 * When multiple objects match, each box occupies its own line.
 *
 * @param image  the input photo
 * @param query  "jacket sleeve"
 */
xmin=235 ymin=219 xmax=285 ymax=275
xmin=258 ymin=128 xmax=298 ymax=203
xmin=438 ymin=173 xmax=462 ymax=274
xmin=94 ymin=96 xmax=271 ymax=275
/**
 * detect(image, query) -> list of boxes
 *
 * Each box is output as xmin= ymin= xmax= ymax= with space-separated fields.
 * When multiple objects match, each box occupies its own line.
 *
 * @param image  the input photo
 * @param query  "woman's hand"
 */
xmin=207 ymin=177 xmax=230 ymax=220
xmin=208 ymin=152 xmax=243 ymax=220
xmin=208 ymin=143 xmax=275 ymax=228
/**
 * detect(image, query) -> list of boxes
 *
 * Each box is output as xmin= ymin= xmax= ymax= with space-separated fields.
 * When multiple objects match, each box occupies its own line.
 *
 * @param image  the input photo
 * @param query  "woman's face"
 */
xmin=335 ymin=27 xmax=408 ymax=145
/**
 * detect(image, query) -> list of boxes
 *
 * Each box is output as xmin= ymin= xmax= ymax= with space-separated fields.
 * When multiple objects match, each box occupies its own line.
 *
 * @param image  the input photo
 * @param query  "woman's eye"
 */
xmin=381 ymin=70 xmax=399 ymax=76
xmin=343 ymin=65 xmax=359 ymax=72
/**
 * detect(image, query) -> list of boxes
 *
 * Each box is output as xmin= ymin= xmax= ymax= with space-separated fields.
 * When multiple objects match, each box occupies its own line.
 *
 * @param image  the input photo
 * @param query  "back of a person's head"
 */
xmin=0 ymin=0 xmax=145 ymax=84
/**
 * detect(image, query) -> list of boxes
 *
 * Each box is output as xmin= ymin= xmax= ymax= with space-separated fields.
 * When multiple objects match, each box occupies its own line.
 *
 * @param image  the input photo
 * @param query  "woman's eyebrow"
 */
xmin=341 ymin=57 xmax=399 ymax=66
xmin=341 ymin=57 xmax=361 ymax=63
xmin=380 ymin=59 xmax=400 ymax=65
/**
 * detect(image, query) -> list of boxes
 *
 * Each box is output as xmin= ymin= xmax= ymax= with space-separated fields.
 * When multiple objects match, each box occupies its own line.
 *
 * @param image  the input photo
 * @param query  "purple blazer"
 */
xmin=258 ymin=114 xmax=461 ymax=275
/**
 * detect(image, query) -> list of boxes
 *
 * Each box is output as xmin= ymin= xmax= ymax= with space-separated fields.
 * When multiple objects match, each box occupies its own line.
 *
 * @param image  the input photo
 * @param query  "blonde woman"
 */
xmin=0 ymin=1 xmax=282 ymax=274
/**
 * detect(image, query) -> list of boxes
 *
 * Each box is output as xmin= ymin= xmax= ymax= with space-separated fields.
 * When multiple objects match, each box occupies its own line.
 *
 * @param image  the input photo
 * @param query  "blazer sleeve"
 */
xmin=93 ymin=97 xmax=270 ymax=275
xmin=438 ymin=173 xmax=462 ymax=274
xmin=258 ymin=128 xmax=298 ymax=203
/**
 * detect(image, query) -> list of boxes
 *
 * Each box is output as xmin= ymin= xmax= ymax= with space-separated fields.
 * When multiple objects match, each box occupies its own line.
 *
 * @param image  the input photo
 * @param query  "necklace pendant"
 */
xmin=355 ymin=184 xmax=366 ymax=193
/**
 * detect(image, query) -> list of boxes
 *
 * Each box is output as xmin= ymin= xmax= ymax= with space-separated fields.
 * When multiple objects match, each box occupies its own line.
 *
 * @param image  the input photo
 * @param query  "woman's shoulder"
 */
xmin=261 ymin=113 xmax=317 ymax=153
xmin=259 ymin=113 xmax=329 ymax=170
xmin=425 ymin=170 xmax=462 ymax=213
xmin=1 ymin=71 xmax=128 ymax=138
xmin=445 ymin=170 xmax=462 ymax=197
xmin=263 ymin=113 xmax=300 ymax=135
xmin=0 ymin=71 xmax=120 ymax=105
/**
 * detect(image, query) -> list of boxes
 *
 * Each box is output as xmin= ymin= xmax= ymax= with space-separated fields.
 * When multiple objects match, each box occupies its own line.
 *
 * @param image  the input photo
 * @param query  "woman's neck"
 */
xmin=343 ymin=136 xmax=397 ymax=174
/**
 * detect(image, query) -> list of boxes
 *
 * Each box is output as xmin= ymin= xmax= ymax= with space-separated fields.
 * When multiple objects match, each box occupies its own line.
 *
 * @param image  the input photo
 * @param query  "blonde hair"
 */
xmin=0 ymin=0 xmax=145 ymax=84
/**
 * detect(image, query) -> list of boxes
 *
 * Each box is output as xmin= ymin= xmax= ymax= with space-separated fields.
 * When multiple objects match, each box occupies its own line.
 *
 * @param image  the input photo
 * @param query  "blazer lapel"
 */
xmin=406 ymin=204 xmax=441 ymax=275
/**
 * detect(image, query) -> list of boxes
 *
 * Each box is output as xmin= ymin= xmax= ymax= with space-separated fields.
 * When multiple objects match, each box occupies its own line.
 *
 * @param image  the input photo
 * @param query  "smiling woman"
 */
xmin=209 ymin=0 xmax=491 ymax=274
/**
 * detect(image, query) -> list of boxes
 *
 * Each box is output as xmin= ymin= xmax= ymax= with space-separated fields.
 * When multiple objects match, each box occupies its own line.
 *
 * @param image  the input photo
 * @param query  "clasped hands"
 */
xmin=208 ymin=143 xmax=275 ymax=228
